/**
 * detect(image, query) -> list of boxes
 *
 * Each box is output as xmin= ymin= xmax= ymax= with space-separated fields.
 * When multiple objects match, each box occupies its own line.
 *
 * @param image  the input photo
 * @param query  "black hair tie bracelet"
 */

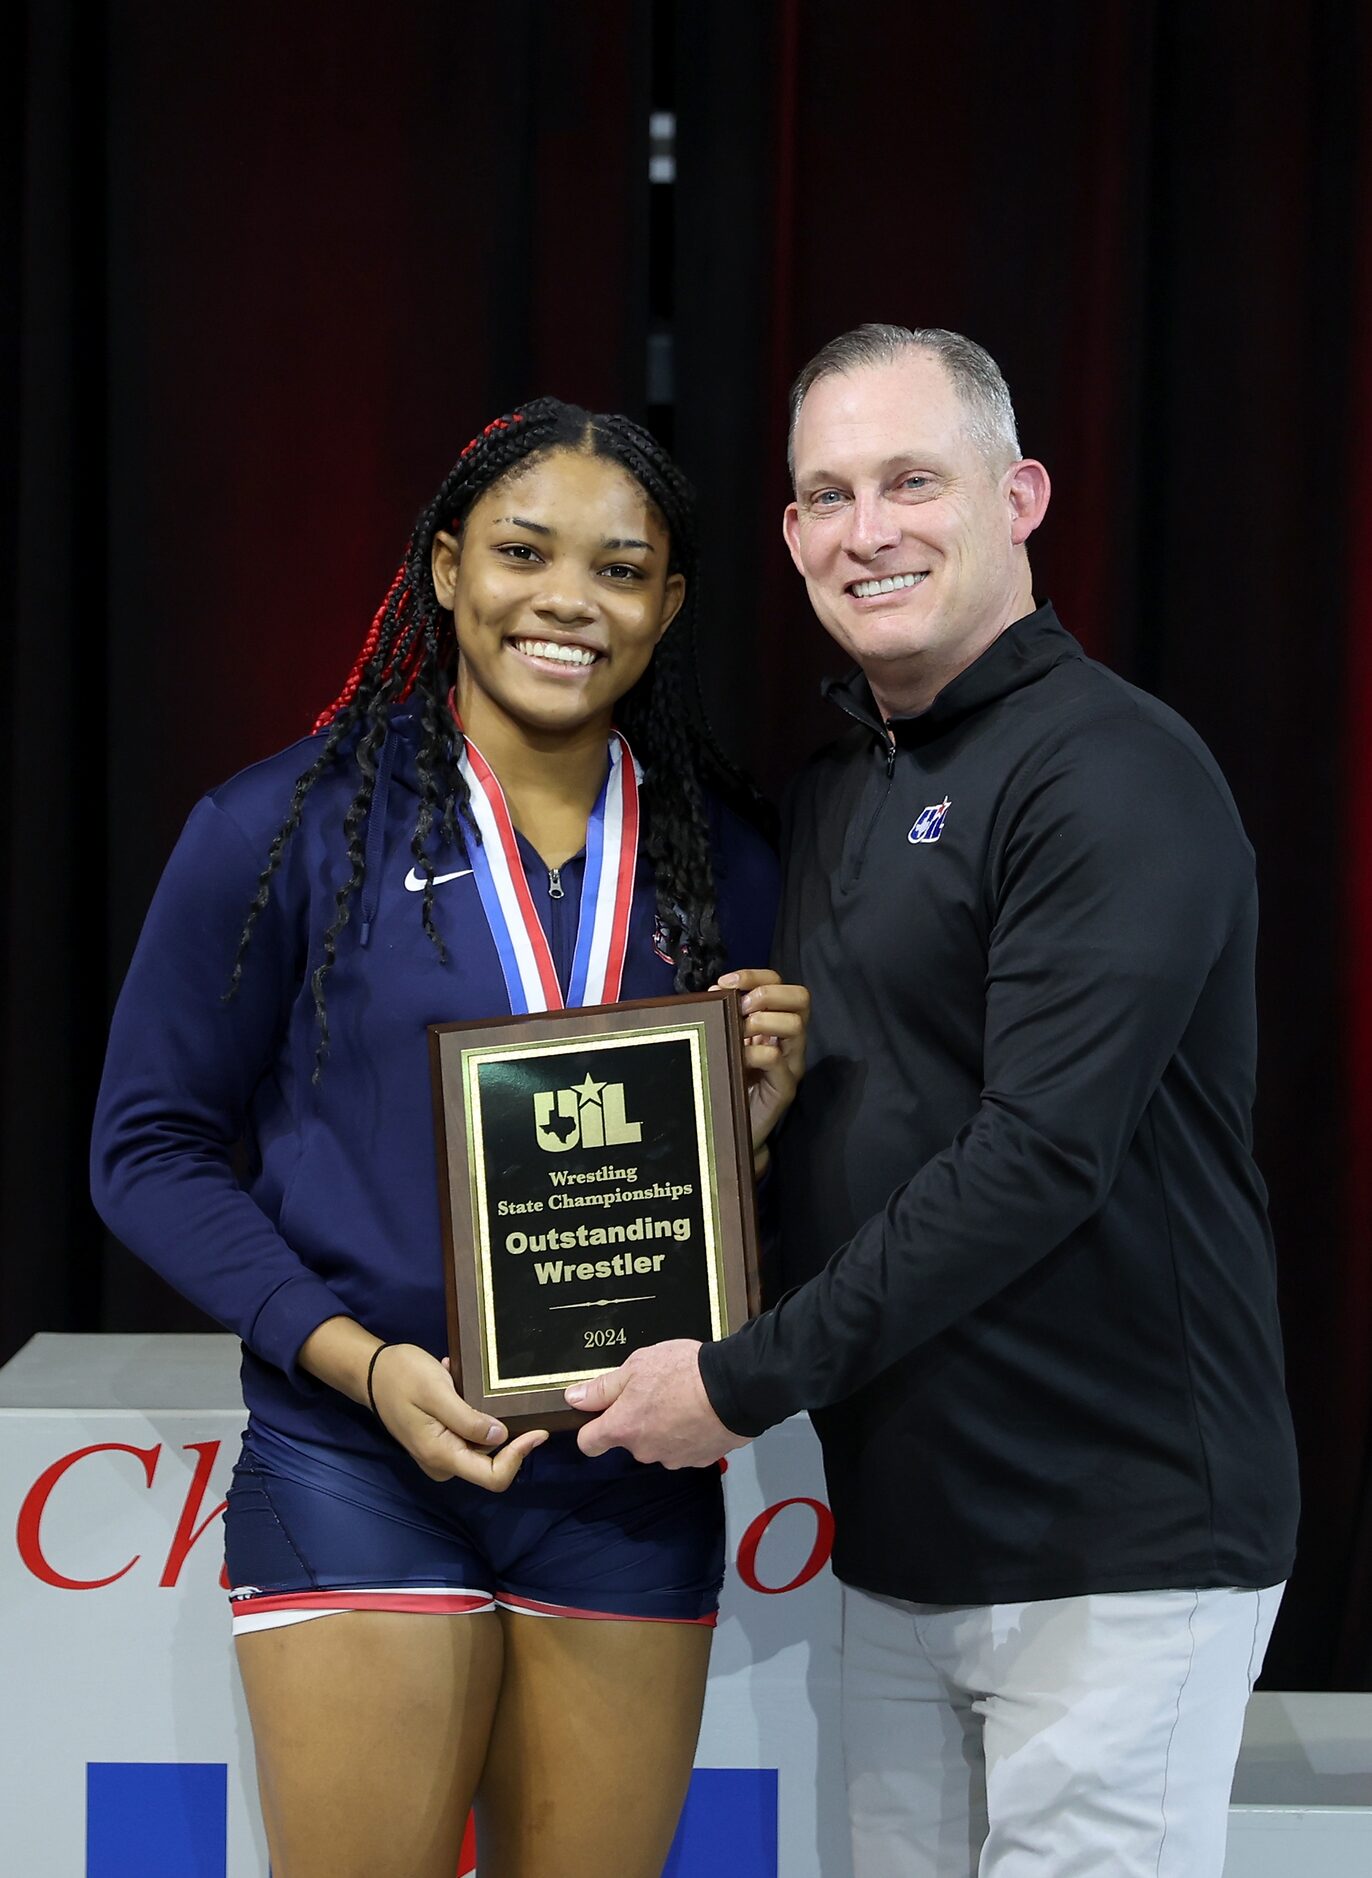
xmin=366 ymin=1342 xmax=394 ymax=1420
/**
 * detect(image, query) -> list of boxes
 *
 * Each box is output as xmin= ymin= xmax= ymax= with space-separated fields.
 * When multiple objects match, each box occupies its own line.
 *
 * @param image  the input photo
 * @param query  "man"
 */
xmin=567 ymin=324 xmax=1299 ymax=1876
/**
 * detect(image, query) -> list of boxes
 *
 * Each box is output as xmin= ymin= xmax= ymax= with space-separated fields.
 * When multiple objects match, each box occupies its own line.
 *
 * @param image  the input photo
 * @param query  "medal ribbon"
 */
xmin=458 ymin=730 xmax=641 ymax=1012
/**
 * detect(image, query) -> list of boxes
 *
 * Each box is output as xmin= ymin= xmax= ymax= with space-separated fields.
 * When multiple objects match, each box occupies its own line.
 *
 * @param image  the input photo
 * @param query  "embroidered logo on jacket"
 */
xmin=403 ymin=866 xmax=473 ymax=891
xmin=908 ymin=798 xmax=951 ymax=844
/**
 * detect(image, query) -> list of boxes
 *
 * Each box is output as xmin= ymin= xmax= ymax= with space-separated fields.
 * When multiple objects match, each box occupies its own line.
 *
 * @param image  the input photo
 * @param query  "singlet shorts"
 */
xmin=224 ymin=1420 xmax=724 ymax=1635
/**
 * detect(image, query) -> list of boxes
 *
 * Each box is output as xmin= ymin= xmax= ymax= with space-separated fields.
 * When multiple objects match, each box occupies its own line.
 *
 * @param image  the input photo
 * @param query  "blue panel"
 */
xmin=662 ymin=1768 xmax=779 ymax=1877
xmin=86 ymin=1763 xmax=227 ymax=1878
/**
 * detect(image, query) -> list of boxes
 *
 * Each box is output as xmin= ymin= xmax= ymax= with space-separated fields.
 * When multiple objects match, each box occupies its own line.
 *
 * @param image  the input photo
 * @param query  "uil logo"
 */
xmin=908 ymin=797 xmax=951 ymax=844
xmin=533 ymin=1074 xmax=643 ymax=1153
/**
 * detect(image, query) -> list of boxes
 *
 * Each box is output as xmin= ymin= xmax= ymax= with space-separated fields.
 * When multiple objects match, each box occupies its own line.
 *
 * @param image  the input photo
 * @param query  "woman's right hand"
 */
xmin=298 ymin=1317 xmax=547 ymax=1492
xmin=370 ymin=1343 xmax=548 ymax=1489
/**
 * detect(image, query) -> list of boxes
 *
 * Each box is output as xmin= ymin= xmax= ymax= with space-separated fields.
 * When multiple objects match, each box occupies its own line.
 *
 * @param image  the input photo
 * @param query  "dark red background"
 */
xmin=5 ymin=0 xmax=1369 ymax=1687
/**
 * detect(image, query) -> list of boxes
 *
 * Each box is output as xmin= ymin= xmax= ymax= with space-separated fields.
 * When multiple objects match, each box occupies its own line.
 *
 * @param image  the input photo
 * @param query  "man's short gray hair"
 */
xmin=787 ymin=323 xmax=1021 ymax=483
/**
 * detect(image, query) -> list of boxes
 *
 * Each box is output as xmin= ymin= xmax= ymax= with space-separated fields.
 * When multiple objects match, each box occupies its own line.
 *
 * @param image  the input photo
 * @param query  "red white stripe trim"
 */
xmin=229 ymin=1586 xmax=494 ymax=1635
xmin=229 ymin=1584 xmax=718 ymax=1633
xmin=497 ymin=1592 xmax=717 ymax=1627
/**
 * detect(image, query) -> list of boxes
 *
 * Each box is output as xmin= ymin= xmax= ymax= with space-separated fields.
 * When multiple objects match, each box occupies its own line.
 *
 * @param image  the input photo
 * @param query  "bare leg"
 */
xmin=235 ymin=1611 xmax=503 ymax=1878
xmin=476 ymin=1610 xmax=712 ymax=1878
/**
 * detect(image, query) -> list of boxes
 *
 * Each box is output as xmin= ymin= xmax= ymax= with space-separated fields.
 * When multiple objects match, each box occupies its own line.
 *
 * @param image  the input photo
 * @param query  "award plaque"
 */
xmin=428 ymin=991 xmax=761 ymax=1431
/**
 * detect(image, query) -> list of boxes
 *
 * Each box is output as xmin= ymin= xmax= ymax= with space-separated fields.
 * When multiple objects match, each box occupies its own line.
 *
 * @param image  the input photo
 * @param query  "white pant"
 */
xmin=841 ymin=1581 xmax=1283 ymax=1878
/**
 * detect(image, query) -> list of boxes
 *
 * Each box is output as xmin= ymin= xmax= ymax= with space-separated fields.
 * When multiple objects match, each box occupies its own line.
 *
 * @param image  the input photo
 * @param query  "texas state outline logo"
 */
xmin=908 ymin=797 xmax=951 ymax=844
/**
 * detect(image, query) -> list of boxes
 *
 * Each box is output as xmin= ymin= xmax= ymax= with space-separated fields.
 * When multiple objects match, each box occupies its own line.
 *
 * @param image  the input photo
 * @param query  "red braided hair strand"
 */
xmin=312 ymin=562 xmax=409 ymax=731
xmin=312 ymin=411 xmax=526 ymax=734
xmin=458 ymin=411 xmax=525 ymax=465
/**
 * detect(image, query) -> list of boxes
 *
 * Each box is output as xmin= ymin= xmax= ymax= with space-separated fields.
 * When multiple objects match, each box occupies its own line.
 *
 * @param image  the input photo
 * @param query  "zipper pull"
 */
xmin=885 ymin=735 xmax=896 ymax=778
xmin=547 ymin=866 xmax=565 ymax=900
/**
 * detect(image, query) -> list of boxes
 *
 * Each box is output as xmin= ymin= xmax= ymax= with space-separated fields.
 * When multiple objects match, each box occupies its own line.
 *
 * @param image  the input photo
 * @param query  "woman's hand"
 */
xmin=713 ymin=968 xmax=811 ymax=1170
xmin=371 ymin=1345 xmax=548 ymax=1488
xmin=298 ymin=1318 xmax=546 ymax=1491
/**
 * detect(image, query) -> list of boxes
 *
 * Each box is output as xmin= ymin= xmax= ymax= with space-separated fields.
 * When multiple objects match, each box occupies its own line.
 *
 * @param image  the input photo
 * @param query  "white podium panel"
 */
xmin=704 ymin=1426 xmax=851 ymax=1878
xmin=1 ymin=1336 xmax=267 ymax=1875
xmin=1223 ymin=1693 xmax=1372 ymax=1877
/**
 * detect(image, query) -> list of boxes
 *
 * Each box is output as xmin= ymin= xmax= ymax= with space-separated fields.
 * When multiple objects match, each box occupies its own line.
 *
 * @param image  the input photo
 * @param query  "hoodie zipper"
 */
xmin=823 ymin=683 xmax=900 ymax=890
xmin=545 ymin=864 xmax=574 ymax=997
xmin=842 ymin=729 xmax=898 ymax=890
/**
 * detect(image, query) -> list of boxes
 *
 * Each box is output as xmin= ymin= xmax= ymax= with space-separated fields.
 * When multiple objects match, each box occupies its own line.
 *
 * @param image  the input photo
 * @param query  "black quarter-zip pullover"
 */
xmin=700 ymin=605 xmax=1299 ymax=1603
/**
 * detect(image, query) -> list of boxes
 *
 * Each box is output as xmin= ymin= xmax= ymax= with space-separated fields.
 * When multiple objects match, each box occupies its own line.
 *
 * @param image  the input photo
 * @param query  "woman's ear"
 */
xmin=656 ymin=571 xmax=687 ymax=642
xmin=431 ymin=529 xmax=462 ymax=609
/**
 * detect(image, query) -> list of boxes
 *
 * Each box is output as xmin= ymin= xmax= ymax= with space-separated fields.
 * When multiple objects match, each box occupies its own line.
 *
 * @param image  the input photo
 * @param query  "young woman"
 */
xmin=90 ymin=398 xmax=808 ymax=1878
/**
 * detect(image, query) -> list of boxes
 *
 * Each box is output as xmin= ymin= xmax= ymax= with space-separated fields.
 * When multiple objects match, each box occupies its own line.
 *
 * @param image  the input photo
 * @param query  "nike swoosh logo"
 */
xmin=403 ymin=867 xmax=474 ymax=892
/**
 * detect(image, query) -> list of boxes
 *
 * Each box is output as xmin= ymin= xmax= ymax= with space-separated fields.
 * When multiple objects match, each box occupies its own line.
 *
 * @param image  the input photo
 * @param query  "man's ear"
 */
xmin=782 ymin=501 xmax=805 ymax=575
xmin=1006 ymin=461 xmax=1051 ymax=547
xmin=431 ymin=529 xmax=462 ymax=608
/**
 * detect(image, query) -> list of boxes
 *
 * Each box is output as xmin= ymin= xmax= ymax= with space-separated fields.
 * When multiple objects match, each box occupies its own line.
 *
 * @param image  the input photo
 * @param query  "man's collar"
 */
xmin=822 ymin=602 xmax=1081 ymax=742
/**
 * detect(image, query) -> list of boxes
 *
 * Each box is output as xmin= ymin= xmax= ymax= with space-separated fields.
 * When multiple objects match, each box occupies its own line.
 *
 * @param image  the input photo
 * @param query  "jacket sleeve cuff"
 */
xmin=247 ymin=1273 xmax=357 ymax=1386
xmin=699 ymin=1329 xmax=781 ymax=1439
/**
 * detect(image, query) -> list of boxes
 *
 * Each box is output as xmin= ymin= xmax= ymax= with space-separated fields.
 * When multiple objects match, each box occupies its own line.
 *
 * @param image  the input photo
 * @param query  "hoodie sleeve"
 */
xmin=699 ymin=712 xmax=1254 ymax=1435
xmin=90 ymin=795 xmax=355 ymax=1381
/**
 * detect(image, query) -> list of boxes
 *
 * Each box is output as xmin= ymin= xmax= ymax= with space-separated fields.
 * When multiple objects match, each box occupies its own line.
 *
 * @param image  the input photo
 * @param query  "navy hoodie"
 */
xmin=91 ymin=707 xmax=778 ymax=1457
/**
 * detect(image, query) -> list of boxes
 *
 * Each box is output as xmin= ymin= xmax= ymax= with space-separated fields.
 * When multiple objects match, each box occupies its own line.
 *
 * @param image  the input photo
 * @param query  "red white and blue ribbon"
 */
xmin=458 ymin=730 xmax=641 ymax=1012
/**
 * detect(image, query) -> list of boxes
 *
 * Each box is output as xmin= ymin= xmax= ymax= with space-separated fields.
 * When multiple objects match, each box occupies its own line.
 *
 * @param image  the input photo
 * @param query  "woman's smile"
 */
xmin=506 ymin=633 xmax=603 ymax=672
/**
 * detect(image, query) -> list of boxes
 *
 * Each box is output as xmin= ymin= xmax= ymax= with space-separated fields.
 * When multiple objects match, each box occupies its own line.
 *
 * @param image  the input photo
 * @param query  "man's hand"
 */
xmin=566 ymin=1340 xmax=751 ymax=1468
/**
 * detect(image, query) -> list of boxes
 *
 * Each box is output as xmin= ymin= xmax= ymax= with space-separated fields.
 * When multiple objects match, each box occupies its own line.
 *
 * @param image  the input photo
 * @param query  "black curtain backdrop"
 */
xmin=6 ymin=0 xmax=1370 ymax=1689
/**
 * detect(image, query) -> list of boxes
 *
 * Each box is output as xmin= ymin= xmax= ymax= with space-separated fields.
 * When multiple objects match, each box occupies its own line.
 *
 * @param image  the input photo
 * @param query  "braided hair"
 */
xmin=228 ymin=396 xmax=762 ymax=1069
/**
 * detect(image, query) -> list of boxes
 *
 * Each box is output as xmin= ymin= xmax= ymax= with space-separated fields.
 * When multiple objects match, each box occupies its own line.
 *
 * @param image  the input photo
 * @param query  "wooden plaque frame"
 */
xmin=428 ymin=990 xmax=761 ymax=1432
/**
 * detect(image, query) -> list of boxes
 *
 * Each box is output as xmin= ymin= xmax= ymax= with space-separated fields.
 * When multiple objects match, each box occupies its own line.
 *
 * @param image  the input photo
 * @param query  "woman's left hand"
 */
xmin=713 ymin=968 xmax=811 ymax=1170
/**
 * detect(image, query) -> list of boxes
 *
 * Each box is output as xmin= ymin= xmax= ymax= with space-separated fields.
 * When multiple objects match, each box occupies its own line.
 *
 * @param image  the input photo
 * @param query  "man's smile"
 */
xmin=846 ymin=571 xmax=929 ymax=599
